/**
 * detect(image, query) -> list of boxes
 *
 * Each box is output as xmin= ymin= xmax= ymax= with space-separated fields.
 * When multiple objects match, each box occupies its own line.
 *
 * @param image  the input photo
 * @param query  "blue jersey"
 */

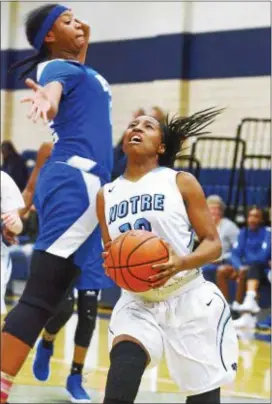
xmin=37 ymin=59 xmax=113 ymax=180
xmin=34 ymin=60 xmax=113 ymax=287
xmin=230 ymin=226 xmax=271 ymax=269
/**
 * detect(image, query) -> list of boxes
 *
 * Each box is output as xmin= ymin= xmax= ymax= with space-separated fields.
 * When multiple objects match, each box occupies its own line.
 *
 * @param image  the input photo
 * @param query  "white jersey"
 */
xmin=1 ymin=171 xmax=25 ymax=314
xmin=103 ymin=167 xmax=200 ymax=301
xmin=1 ymin=171 xmax=25 ymax=214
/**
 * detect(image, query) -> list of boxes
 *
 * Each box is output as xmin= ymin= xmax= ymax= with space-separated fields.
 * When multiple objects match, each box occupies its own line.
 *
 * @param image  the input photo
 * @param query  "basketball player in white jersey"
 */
xmin=97 ymin=108 xmax=239 ymax=404
xmin=1 ymin=171 xmax=25 ymax=316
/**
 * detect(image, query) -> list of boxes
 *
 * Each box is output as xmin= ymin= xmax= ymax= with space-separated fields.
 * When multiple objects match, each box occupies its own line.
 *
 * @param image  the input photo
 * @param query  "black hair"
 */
xmin=9 ymin=4 xmax=57 ymax=79
xmin=158 ymin=107 xmax=223 ymax=167
xmin=247 ymin=206 xmax=266 ymax=221
xmin=1 ymin=140 xmax=19 ymax=155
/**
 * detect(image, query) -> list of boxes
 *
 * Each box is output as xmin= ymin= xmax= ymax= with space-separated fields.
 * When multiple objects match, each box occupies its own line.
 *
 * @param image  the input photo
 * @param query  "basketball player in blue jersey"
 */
xmin=1 ymin=4 xmax=113 ymax=403
xmin=97 ymin=109 xmax=239 ymax=404
xmin=19 ymin=142 xmax=112 ymax=402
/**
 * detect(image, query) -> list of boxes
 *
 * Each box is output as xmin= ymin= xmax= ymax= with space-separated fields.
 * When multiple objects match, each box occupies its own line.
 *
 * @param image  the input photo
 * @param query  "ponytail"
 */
xmin=158 ymin=107 xmax=224 ymax=167
xmin=9 ymin=47 xmax=48 ymax=80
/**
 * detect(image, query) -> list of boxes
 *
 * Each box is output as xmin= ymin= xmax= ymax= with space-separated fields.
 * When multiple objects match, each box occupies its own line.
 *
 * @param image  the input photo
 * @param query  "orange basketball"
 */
xmin=105 ymin=230 xmax=169 ymax=292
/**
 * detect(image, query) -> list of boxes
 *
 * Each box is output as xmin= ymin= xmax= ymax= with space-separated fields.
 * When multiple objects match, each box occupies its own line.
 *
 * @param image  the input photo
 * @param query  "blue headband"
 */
xmin=33 ymin=5 xmax=69 ymax=51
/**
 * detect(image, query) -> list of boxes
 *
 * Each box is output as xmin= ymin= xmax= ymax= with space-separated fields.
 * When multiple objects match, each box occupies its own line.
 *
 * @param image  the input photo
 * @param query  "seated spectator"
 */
xmin=217 ymin=207 xmax=270 ymax=317
xmin=1 ymin=141 xmax=29 ymax=191
xmin=234 ymin=226 xmax=271 ymax=329
xmin=201 ymin=194 xmax=239 ymax=278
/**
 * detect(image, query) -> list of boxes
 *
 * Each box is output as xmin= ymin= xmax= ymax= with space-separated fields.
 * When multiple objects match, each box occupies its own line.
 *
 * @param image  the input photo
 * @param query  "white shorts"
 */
xmin=1 ymin=245 xmax=12 ymax=315
xmin=108 ymin=275 xmax=239 ymax=396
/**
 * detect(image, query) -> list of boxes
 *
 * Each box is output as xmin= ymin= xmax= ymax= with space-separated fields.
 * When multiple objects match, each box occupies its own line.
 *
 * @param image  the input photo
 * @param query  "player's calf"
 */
xmin=186 ymin=388 xmax=220 ymax=403
xmin=1 ymin=251 xmax=80 ymax=402
xmin=103 ymin=340 xmax=149 ymax=404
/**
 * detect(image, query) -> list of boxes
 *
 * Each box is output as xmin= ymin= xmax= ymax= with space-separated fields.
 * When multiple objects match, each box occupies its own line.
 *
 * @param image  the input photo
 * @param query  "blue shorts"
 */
xmin=34 ymin=161 xmax=101 ymax=258
xmin=74 ymin=225 xmax=113 ymax=290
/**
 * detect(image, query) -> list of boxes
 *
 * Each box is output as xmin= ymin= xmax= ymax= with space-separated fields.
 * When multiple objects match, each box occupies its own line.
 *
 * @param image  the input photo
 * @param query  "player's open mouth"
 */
xmin=129 ymin=135 xmax=142 ymax=144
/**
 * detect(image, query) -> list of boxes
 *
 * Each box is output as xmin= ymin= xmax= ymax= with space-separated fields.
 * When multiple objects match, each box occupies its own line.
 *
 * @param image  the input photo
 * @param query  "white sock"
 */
xmin=246 ymin=290 xmax=257 ymax=299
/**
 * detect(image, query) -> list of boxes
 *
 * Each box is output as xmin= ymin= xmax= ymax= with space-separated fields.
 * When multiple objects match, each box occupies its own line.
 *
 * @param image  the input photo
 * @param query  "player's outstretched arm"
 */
xmin=21 ymin=78 xmax=63 ymax=123
xmin=20 ymin=142 xmax=53 ymax=217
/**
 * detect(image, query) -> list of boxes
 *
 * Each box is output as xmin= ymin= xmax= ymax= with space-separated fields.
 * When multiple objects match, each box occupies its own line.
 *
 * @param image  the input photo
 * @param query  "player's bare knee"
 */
xmin=238 ymin=269 xmax=248 ymax=280
xmin=217 ymin=265 xmax=234 ymax=278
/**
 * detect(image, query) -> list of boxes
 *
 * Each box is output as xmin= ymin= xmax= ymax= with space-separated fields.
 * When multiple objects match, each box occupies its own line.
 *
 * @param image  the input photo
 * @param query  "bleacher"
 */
xmin=8 ymin=117 xmax=271 ymax=309
xmin=177 ymin=118 xmax=270 ymax=221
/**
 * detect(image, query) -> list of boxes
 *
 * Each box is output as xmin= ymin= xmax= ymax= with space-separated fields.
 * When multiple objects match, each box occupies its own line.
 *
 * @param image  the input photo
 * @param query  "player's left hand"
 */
xmin=75 ymin=18 xmax=90 ymax=41
xmin=21 ymin=78 xmax=51 ymax=124
xmin=102 ymin=241 xmax=112 ymax=276
xmin=149 ymin=242 xmax=184 ymax=288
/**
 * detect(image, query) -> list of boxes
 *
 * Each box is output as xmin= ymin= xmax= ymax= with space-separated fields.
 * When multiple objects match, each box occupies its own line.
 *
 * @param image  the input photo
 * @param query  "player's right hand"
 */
xmin=21 ymin=78 xmax=50 ymax=124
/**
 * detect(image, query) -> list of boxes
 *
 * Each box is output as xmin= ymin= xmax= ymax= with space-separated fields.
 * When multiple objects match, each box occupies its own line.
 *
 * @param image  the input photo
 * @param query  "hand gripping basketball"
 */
xmin=103 ymin=230 xmax=170 ymax=292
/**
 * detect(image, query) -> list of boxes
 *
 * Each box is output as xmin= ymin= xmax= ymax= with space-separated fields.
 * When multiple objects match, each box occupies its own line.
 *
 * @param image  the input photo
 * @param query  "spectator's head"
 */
xmin=247 ymin=207 xmax=264 ymax=230
xmin=132 ymin=108 xmax=145 ymax=120
xmin=206 ymin=195 xmax=225 ymax=224
xmin=1 ymin=141 xmax=19 ymax=161
xmin=150 ymin=106 xmax=165 ymax=123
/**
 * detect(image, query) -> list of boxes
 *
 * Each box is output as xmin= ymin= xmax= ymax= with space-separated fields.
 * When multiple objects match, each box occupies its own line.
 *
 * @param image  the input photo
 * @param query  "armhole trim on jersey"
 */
xmin=175 ymin=170 xmax=191 ymax=227
xmin=37 ymin=60 xmax=55 ymax=82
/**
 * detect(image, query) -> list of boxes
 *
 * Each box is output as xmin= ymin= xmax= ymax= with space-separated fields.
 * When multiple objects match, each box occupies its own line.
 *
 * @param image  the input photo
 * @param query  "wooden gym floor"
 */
xmin=3 ymin=306 xmax=270 ymax=404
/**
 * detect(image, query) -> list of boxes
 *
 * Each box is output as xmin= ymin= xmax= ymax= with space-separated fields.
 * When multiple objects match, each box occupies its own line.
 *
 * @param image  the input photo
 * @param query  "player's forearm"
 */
xmin=19 ymin=189 xmax=34 ymax=217
xmin=43 ymin=82 xmax=63 ymax=120
xmin=181 ymin=237 xmax=222 ymax=271
xmin=47 ymin=100 xmax=59 ymax=120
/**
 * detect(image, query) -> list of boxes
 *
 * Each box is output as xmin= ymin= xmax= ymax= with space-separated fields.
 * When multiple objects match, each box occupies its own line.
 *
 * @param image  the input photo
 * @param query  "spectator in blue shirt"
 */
xmin=234 ymin=222 xmax=271 ymax=329
xmin=217 ymin=207 xmax=269 ymax=312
